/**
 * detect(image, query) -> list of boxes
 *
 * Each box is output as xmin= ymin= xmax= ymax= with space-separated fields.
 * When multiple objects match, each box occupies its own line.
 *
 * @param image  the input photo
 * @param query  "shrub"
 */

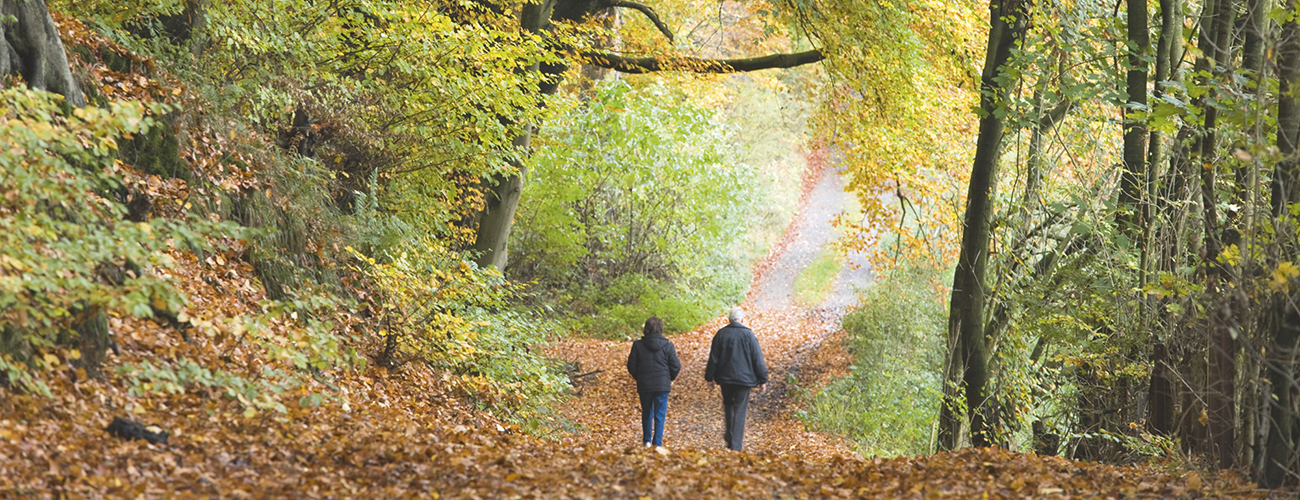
xmin=0 ymin=88 xmax=238 ymax=393
xmin=509 ymin=81 xmax=756 ymax=337
xmin=802 ymin=265 xmax=946 ymax=456
xmin=348 ymin=241 xmax=568 ymax=424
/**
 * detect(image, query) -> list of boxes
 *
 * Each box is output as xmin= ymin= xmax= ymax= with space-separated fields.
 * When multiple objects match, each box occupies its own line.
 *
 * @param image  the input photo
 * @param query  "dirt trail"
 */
xmin=548 ymin=160 xmax=867 ymax=457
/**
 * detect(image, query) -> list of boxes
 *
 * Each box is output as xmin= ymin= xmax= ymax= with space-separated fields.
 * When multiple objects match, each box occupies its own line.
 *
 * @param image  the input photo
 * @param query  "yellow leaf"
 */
xmin=1272 ymin=261 xmax=1300 ymax=291
xmin=67 ymin=349 xmax=80 ymax=360
xmin=43 ymin=353 xmax=59 ymax=367
xmin=243 ymin=406 xmax=257 ymax=419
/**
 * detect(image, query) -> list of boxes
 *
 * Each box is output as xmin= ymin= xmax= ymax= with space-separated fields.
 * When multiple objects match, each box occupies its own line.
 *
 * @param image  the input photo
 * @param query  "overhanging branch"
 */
xmin=609 ymin=0 xmax=674 ymax=42
xmin=581 ymin=49 xmax=825 ymax=74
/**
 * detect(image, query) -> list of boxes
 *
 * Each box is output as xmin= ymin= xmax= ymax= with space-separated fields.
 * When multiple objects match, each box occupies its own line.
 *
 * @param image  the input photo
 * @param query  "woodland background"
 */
xmin=1 ymin=0 xmax=1300 ymax=496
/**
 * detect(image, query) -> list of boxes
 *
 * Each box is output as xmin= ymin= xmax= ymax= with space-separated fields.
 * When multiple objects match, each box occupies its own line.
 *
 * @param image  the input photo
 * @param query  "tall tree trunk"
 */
xmin=1198 ymin=0 xmax=1238 ymax=470
xmin=1237 ymin=0 xmax=1268 ymax=472
xmin=1144 ymin=2 xmax=1182 ymax=435
xmin=0 ymin=0 xmax=86 ymax=106
xmin=471 ymin=0 xmax=557 ymax=270
xmin=1264 ymin=1 xmax=1300 ymax=486
xmin=1119 ymin=0 xmax=1150 ymax=237
xmin=938 ymin=0 xmax=1027 ymax=450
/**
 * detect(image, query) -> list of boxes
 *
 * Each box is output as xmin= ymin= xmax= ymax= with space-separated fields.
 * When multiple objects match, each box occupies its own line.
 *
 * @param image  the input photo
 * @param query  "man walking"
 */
xmin=705 ymin=307 xmax=768 ymax=451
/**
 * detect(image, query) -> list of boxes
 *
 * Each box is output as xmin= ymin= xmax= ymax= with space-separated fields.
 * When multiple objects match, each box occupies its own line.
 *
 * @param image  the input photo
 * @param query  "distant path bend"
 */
xmin=548 ymin=156 xmax=869 ymax=457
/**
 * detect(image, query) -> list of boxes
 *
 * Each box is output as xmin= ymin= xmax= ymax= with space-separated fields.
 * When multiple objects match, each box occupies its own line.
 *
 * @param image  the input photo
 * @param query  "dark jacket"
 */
xmin=627 ymin=332 xmax=681 ymax=394
xmin=705 ymin=322 xmax=768 ymax=387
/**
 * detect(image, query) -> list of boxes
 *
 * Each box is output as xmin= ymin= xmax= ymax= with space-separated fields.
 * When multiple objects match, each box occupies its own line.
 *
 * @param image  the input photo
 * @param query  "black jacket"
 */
xmin=627 ymin=333 xmax=681 ymax=393
xmin=704 ymin=322 xmax=768 ymax=387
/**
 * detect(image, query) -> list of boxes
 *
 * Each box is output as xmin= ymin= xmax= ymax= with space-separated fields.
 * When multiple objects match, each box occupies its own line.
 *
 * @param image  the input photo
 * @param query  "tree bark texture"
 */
xmin=1118 ymin=0 xmax=1149 ymax=237
xmin=0 ymin=0 xmax=86 ymax=106
xmin=1264 ymin=1 xmax=1300 ymax=486
xmin=1197 ymin=0 xmax=1238 ymax=470
xmin=1149 ymin=341 xmax=1174 ymax=435
xmin=939 ymin=0 xmax=1027 ymax=450
xmin=470 ymin=0 xmax=554 ymax=270
xmin=472 ymin=133 xmax=533 ymax=270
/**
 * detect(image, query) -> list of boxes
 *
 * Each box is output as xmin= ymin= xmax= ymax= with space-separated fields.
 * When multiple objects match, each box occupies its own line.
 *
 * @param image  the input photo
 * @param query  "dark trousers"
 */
xmin=720 ymin=384 xmax=752 ymax=450
xmin=639 ymin=391 xmax=669 ymax=446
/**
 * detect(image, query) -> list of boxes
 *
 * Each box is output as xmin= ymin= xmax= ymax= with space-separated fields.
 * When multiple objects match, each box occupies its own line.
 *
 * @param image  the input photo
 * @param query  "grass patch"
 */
xmin=793 ymin=250 xmax=842 ymax=306
xmin=799 ymin=266 xmax=946 ymax=457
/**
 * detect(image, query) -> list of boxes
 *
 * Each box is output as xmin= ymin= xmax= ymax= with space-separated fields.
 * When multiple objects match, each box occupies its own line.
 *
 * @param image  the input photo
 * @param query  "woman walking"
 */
xmin=627 ymin=316 xmax=681 ymax=448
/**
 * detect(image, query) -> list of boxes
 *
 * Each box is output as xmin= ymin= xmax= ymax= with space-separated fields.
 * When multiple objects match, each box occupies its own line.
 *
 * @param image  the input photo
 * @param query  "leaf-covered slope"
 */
xmin=0 ymin=7 xmax=1278 ymax=500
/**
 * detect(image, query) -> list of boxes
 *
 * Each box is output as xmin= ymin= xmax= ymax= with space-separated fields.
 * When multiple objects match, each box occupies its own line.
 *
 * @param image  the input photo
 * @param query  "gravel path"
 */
xmin=751 ymin=162 xmax=872 ymax=311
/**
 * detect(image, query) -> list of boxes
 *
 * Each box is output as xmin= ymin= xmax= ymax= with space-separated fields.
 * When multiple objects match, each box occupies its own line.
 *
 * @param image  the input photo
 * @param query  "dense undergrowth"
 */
xmin=801 ymin=265 xmax=947 ymax=457
xmin=1 ymin=1 xmax=570 ymax=436
xmin=508 ymin=79 xmax=804 ymax=337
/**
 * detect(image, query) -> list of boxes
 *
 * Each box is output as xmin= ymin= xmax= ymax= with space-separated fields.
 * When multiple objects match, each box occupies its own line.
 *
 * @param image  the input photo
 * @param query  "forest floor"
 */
xmin=0 ymin=18 xmax=1281 ymax=494
xmin=531 ymin=157 xmax=1272 ymax=499
xmin=0 ymin=147 xmax=1280 ymax=499
xmin=0 ymin=145 xmax=1277 ymax=499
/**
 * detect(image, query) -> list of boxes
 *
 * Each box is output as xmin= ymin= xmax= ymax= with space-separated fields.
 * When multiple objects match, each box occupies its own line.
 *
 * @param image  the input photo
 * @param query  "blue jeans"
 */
xmin=639 ymin=391 xmax=669 ymax=446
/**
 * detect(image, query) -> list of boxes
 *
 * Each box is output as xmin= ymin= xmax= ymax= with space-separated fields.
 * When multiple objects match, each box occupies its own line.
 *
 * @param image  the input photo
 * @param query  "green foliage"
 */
xmin=117 ymin=358 xmax=301 ymax=416
xmin=793 ymin=250 xmax=841 ymax=306
xmin=191 ymin=0 xmax=561 ymax=236
xmin=117 ymin=290 xmax=364 ymax=417
xmin=349 ymin=241 xmax=568 ymax=423
xmin=510 ymin=81 xmax=756 ymax=337
xmin=0 ymin=87 xmax=239 ymax=394
xmin=803 ymin=266 xmax=946 ymax=457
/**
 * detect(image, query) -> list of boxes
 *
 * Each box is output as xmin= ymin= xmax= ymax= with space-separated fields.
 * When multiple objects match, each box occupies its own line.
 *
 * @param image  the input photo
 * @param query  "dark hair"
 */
xmin=643 ymin=316 xmax=663 ymax=337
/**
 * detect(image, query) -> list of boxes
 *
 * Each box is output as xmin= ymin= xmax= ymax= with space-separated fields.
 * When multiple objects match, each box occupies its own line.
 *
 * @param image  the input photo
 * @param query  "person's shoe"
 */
xmin=654 ymin=446 xmax=670 ymax=455
xmin=644 ymin=442 xmax=652 ymax=448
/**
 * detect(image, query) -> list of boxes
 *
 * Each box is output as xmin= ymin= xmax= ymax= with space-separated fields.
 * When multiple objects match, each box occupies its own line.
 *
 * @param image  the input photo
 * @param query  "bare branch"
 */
xmin=581 ymin=49 xmax=824 ymax=74
xmin=609 ymin=0 xmax=674 ymax=42
xmin=1038 ymin=99 xmax=1072 ymax=130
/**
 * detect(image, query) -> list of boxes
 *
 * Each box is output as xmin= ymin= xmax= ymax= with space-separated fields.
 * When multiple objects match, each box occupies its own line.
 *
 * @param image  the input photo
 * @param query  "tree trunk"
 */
xmin=472 ymin=133 xmax=533 ymax=270
xmin=470 ymin=0 xmax=555 ymax=270
xmin=1264 ymin=1 xmax=1300 ymax=486
xmin=1197 ymin=0 xmax=1238 ymax=470
xmin=939 ymin=0 xmax=1027 ymax=450
xmin=1149 ymin=341 xmax=1174 ymax=434
xmin=1118 ymin=0 xmax=1150 ymax=237
xmin=0 ymin=0 xmax=86 ymax=106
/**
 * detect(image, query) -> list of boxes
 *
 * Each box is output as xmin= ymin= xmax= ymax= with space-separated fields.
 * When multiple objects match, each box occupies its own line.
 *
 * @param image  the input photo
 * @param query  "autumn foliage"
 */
xmin=0 ymin=0 xmax=1294 ymax=498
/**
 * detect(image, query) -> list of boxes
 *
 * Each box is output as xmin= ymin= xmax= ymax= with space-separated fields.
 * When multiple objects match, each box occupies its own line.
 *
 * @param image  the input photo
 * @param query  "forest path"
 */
xmin=546 ymin=157 xmax=865 ymax=457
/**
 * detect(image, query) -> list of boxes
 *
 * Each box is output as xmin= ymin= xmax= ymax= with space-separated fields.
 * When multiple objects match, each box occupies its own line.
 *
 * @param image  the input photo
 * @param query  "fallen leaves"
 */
xmin=0 ymin=13 xmax=1283 ymax=500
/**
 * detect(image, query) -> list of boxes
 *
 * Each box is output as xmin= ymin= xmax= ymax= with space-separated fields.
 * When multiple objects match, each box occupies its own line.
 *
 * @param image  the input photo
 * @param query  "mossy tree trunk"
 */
xmin=938 ymin=0 xmax=1027 ymax=450
xmin=0 ymin=0 xmax=85 ymax=106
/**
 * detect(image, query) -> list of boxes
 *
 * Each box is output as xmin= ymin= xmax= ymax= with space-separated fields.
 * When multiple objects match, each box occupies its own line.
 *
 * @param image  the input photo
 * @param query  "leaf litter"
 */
xmin=0 ymin=13 xmax=1280 ymax=500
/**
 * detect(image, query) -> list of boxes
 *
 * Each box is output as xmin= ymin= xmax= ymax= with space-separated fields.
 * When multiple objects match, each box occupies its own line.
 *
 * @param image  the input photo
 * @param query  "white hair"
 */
xmin=727 ymin=307 xmax=745 ymax=324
